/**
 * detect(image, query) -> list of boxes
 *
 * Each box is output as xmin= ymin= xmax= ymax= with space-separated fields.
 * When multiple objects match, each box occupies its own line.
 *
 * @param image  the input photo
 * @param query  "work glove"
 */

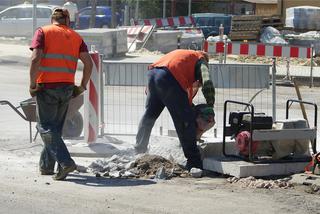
xmin=72 ymin=85 xmax=86 ymax=98
xmin=194 ymin=104 xmax=215 ymax=121
xmin=194 ymin=104 xmax=215 ymax=140
xmin=29 ymin=84 xmax=42 ymax=97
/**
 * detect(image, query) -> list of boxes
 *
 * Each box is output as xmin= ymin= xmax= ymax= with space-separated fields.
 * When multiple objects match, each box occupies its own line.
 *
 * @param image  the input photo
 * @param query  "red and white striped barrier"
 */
xmin=134 ymin=16 xmax=195 ymax=28
xmin=84 ymin=51 xmax=100 ymax=144
xmin=123 ymin=25 xmax=153 ymax=43
xmin=180 ymin=27 xmax=203 ymax=37
xmin=203 ymin=41 xmax=312 ymax=58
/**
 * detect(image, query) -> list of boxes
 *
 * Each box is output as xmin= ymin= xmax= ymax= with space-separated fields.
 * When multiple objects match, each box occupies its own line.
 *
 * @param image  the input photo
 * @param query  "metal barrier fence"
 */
xmin=102 ymin=61 xmax=271 ymax=138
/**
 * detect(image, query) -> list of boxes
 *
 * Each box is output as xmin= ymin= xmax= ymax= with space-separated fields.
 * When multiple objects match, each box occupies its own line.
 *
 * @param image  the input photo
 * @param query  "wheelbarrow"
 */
xmin=0 ymin=95 xmax=84 ymax=143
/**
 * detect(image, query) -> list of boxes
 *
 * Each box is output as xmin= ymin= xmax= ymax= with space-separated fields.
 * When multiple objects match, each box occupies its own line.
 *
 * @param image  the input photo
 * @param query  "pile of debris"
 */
xmin=87 ymin=154 xmax=189 ymax=180
xmin=227 ymin=176 xmax=293 ymax=189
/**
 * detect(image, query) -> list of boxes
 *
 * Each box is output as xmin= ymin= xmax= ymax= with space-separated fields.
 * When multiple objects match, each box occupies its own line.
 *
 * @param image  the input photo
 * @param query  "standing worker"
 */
xmin=63 ymin=0 xmax=78 ymax=29
xmin=135 ymin=49 xmax=215 ymax=170
xmin=29 ymin=8 xmax=93 ymax=180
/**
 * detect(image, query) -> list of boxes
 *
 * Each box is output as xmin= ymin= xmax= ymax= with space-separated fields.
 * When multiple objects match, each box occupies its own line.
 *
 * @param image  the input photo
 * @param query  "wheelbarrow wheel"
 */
xmin=62 ymin=111 xmax=83 ymax=138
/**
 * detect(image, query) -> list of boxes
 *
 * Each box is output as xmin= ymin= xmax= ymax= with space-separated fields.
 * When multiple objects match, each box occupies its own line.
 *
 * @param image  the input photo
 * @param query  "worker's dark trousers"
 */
xmin=36 ymin=85 xmax=75 ymax=172
xmin=136 ymin=68 xmax=202 ymax=169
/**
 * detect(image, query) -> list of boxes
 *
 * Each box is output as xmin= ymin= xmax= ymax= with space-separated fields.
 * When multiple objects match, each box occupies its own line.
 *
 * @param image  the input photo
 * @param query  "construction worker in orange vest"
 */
xmin=29 ymin=8 xmax=93 ymax=180
xmin=135 ymin=49 xmax=215 ymax=171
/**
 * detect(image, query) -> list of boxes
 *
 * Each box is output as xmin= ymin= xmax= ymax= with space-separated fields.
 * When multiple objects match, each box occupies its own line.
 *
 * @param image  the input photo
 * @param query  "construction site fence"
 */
xmin=204 ymin=40 xmax=317 ymax=87
xmin=101 ymin=61 xmax=273 ymax=138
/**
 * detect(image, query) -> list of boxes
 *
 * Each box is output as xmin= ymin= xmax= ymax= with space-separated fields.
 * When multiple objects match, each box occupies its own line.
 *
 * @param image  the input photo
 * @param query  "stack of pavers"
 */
xmin=229 ymin=15 xmax=262 ymax=41
xmin=261 ymin=16 xmax=283 ymax=30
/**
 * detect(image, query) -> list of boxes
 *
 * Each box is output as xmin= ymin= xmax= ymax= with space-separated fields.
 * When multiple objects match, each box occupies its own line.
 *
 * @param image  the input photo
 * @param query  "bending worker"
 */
xmin=135 ymin=49 xmax=215 ymax=170
xmin=29 ymin=8 xmax=93 ymax=180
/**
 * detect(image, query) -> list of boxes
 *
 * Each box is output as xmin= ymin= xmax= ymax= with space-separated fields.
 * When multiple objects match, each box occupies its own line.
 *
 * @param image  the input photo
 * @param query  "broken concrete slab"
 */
xmin=203 ymin=157 xmax=309 ymax=178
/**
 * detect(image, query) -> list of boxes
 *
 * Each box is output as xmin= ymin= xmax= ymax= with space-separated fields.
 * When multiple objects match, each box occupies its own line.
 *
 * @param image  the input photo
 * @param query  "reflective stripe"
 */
xmin=42 ymin=53 xmax=78 ymax=62
xmin=39 ymin=66 xmax=76 ymax=73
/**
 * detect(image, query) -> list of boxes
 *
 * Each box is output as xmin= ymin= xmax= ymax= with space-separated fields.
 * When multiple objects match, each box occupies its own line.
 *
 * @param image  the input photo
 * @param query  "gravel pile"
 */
xmin=227 ymin=176 xmax=293 ymax=189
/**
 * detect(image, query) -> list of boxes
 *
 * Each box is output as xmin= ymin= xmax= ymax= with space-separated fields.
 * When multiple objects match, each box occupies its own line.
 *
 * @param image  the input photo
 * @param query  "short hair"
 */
xmin=51 ymin=8 xmax=70 ymax=24
xmin=199 ymin=51 xmax=209 ymax=62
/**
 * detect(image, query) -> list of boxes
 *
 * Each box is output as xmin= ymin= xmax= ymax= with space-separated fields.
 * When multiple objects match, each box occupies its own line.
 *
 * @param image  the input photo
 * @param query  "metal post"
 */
xmin=272 ymin=57 xmax=277 ymax=121
xmin=111 ymin=0 xmax=116 ymax=28
xmin=310 ymin=44 xmax=314 ymax=88
xmin=285 ymin=57 xmax=291 ymax=81
xmin=32 ymin=0 xmax=37 ymax=36
xmin=29 ymin=121 xmax=32 ymax=143
xmin=219 ymin=24 xmax=224 ymax=64
xmin=188 ymin=0 xmax=192 ymax=16
xmin=135 ymin=0 xmax=139 ymax=20
xmin=100 ymin=54 xmax=105 ymax=136
xmin=90 ymin=0 xmax=97 ymax=28
xmin=124 ymin=5 xmax=129 ymax=26
xmin=224 ymin=37 xmax=227 ymax=64
xmin=163 ymin=0 xmax=166 ymax=18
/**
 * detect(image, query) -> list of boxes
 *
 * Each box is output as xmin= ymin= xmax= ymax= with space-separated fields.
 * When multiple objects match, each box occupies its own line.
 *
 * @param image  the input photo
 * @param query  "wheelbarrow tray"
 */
xmin=1 ymin=95 xmax=84 ymax=142
xmin=19 ymin=94 xmax=84 ymax=122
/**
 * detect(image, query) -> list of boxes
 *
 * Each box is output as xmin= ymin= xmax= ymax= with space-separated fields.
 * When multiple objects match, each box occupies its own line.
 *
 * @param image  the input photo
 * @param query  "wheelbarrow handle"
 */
xmin=0 ymin=100 xmax=27 ymax=121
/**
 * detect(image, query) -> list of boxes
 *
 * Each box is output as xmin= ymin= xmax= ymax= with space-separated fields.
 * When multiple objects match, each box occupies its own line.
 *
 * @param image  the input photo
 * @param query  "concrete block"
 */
xmin=203 ymin=157 xmax=308 ymax=178
xmin=200 ymin=140 xmax=238 ymax=157
xmin=140 ymin=30 xmax=182 ymax=53
xmin=77 ymin=28 xmax=128 ymax=58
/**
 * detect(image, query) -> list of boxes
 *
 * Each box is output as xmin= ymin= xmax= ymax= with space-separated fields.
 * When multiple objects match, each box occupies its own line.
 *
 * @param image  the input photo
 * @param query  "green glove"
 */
xmin=194 ymin=104 xmax=215 ymax=122
xmin=72 ymin=85 xmax=86 ymax=97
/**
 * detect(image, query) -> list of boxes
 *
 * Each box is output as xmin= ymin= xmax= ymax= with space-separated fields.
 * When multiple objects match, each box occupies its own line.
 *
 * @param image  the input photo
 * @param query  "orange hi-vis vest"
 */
xmin=37 ymin=24 xmax=83 ymax=84
xmin=149 ymin=49 xmax=205 ymax=104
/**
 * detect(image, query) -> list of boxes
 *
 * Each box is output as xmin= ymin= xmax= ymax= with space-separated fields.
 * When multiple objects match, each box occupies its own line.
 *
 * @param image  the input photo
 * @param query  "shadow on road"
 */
xmin=65 ymin=173 xmax=156 ymax=187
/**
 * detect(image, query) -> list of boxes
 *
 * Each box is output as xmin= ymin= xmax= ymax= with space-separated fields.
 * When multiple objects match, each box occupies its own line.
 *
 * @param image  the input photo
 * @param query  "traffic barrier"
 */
xmin=179 ymin=27 xmax=203 ymax=36
xmin=124 ymin=25 xmax=153 ymax=43
xmin=84 ymin=51 xmax=100 ymax=144
xmin=203 ymin=41 xmax=312 ymax=58
xmin=134 ymin=16 xmax=195 ymax=28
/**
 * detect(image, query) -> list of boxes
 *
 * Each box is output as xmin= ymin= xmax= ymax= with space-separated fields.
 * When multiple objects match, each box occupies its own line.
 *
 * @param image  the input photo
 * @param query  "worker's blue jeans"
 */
xmin=135 ymin=68 xmax=202 ymax=169
xmin=36 ymin=85 xmax=75 ymax=172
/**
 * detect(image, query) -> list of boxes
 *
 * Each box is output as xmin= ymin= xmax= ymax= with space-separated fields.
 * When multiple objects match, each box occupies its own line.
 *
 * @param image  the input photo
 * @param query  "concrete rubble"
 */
xmin=227 ymin=176 xmax=293 ymax=189
xmin=87 ymin=154 xmax=189 ymax=180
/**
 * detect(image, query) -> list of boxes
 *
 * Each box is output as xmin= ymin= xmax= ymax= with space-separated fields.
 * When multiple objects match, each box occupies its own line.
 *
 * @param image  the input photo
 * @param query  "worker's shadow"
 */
xmin=65 ymin=173 xmax=156 ymax=187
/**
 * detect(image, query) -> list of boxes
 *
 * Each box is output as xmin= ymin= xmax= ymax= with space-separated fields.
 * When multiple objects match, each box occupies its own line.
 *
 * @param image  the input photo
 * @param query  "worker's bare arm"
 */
xmin=29 ymin=48 xmax=43 ymax=89
xmin=79 ymin=52 xmax=93 ymax=89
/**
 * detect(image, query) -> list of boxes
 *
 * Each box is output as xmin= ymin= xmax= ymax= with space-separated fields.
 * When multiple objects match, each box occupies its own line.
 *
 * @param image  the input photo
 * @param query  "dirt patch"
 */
xmin=130 ymin=154 xmax=188 ymax=179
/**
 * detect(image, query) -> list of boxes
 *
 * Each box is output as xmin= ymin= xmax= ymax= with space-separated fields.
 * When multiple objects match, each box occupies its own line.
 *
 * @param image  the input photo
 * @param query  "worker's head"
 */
xmin=194 ymin=104 xmax=215 ymax=140
xmin=51 ymin=7 xmax=70 ymax=26
xmin=198 ymin=51 xmax=209 ymax=63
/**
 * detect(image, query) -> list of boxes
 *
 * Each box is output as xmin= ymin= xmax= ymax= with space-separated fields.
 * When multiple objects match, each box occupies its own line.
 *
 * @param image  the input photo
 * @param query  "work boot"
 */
xmin=186 ymin=159 xmax=203 ymax=171
xmin=40 ymin=169 xmax=55 ymax=175
xmin=53 ymin=163 xmax=76 ymax=181
xmin=134 ymin=145 xmax=148 ymax=155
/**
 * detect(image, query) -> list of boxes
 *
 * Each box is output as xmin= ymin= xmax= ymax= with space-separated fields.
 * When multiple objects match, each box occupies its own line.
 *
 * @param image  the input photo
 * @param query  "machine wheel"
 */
xmin=62 ymin=111 xmax=83 ymax=138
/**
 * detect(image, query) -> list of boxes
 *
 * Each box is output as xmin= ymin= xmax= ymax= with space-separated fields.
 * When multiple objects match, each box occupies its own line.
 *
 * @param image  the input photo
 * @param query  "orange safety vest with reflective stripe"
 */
xmin=149 ymin=49 xmax=205 ymax=104
xmin=36 ymin=24 xmax=83 ymax=84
